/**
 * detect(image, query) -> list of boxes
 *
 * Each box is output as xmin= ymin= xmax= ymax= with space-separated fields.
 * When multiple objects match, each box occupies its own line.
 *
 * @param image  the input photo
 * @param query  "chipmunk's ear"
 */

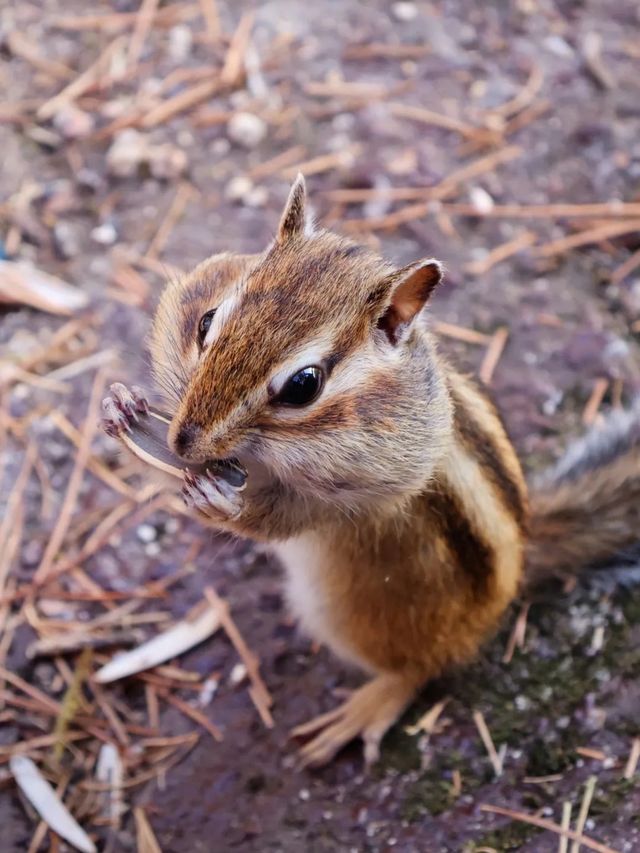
xmin=277 ymin=173 xmax=307 ymax=243
xmin=374 ymin=259 xmax=442 ymax=345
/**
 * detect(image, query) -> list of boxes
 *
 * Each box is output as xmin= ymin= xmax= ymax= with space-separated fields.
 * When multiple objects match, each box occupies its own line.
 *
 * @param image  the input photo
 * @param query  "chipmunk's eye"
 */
xmin=197 ymin=309 xmax=216 ymax=349
xmin=276 ymin=366 xmax=324 ymax=406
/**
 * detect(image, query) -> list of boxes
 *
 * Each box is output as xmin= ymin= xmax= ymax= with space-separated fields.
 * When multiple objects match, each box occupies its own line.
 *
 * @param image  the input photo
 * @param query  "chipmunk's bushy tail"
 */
xmin=525 ymin=401 xmax=640 ymax=589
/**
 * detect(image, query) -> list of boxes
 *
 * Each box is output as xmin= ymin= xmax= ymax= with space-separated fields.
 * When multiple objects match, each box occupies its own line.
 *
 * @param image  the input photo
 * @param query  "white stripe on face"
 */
xmin=202 ymin=293 xmax=240 ymax=350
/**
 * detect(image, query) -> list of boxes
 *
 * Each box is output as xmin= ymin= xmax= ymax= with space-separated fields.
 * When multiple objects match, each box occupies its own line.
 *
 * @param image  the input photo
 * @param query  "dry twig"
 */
xmin=145 ymin=183 xmax=197 ymax=260
xmin=611 ymin=248 xmax=640 ymax=285
xmin=433 ymin=321 xmax=492 ymax=346
xmin=135 ymin=807 xmax=162 ymax=853
xmin=38 ymin=36 xmax=126 ymax=120
xmin=198 ymin=0 xmax=221 ymax=43
xmin=405 ymin=699 xmax=448 ymax=737
xmin=582 ymin=379 xmax=609 ymax=426
xmin=220 ymin=12 xmax=254 ymax=85
xmin=623 ymin=737 xmax=640 ymax=780
xmin=465 ymin=231 xmax=537 ymax=276
xmin=390 ymin=102 xmax=497 ymax=143
xmin=473 ymin=711 xmax=504 ymax=776
xmin=34 ymin=368 xmax=106 ymax=583
xmin=570 ymin=776 xmax=598 ymax=853
xmin=479 ymin=327 xmax=509 ymax=385
xmin=205 ymin=586 xmax=274 ymax=727
xmin=503 ymin=602 xmax=530 ymax=663
xmin=534 ymin=220 xmax=640 ymax=259
xmin=6 ymin=31 xmax=74 ymax=80
xmin=127 ymin=0 xmax=160 ymax=67
xmin=480 ymin=804 xmax=619 ymax=853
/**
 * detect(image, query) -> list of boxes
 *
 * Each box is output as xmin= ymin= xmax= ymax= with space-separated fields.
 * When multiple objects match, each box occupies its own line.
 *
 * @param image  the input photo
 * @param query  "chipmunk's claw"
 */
xmin=101 ymin=382 xmax=149 ymax=437
xmin=182 ymin=468 xmax=244 ymax=520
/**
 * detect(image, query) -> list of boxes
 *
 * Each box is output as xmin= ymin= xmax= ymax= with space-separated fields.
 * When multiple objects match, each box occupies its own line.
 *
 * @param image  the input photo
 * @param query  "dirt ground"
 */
xmin=2 ymin=0 xmax=640 ymax=850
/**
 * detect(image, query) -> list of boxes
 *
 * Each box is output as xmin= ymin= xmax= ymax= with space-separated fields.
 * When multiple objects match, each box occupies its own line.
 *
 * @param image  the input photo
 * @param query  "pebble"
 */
xmin=164 ymin=518 xmax=180 ymax=535
xmin=198 ymin=678 xmax=219 ymax=707
xmin=91 ymin=222 xmax=118 ymax=245
xmin=225 ymin=175 xmax=254 ymax=202
xmin=392 ymin=2 xmax=418 ymax=22
xmin=107 ymin=129 xmax=187 ymax=180
xmin=21 ymin=540 xmax=44 ymax=567
xmin=227 ymin=112 xmax=267 ymax=148
xmin=76 ymin=168 xmax=103 ymax=193
xmin=211 ymin=138 xmax=231 ymax=157
xmin=225 ymin=175 xmax=268 ymax=208
xmin=136 ymin=524 xmax=157 ymax=543
xmin=168 ymin=24 xmax=193 ymax=62
xmin=52 ymin=105 xmax=95 ymax=139
xmin=53 ymin=221 xmax=80 ymax=259
xmin=543 ymin=35 xmax=575 ymax=58
xmin=145 ymin=542 xmax=161 ymax=557
xmin=469 ymin=185 xmax=495 ymax=214
xmin=148 ymin=143 xmax=188 ymax=180
xmin=229 ymin=662 xmax=247 ymax=685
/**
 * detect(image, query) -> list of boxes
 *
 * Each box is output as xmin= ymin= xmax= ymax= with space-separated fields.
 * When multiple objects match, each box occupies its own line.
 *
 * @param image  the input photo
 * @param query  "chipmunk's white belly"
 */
xmin=272 ymin=533 xmax=369 ymax=671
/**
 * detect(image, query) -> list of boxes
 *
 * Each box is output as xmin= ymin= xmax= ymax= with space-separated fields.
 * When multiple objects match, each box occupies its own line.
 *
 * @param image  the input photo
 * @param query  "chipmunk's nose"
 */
xmin=172 ymin=422 xmax=201 ymax=457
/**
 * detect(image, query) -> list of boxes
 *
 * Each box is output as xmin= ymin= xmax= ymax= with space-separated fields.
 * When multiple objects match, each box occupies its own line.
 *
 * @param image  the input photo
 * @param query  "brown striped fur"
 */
xmin=526 ymin=401 xmax=640 ymax=586
xmin=144 ymin=176 xmax=533 ymax=764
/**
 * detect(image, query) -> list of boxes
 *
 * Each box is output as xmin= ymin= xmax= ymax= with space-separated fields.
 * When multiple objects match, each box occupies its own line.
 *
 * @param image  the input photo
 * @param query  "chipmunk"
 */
xmin=103 ymin=175 xmax=640 ymax=767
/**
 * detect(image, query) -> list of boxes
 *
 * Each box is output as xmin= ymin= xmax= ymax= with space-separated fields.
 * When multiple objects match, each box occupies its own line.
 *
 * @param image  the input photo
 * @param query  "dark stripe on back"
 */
xmin=451 ymin=387 xmax=526 ymax=527
xmin=428 ymin=485 xmax=495 ymax=597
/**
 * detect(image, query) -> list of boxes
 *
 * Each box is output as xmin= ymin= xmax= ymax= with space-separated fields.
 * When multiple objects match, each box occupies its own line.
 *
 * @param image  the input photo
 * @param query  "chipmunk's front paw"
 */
xmin=102 ymin=382 xmax=149 ymax=437
xmin=182 ymin=469 xmax=244 ymax=521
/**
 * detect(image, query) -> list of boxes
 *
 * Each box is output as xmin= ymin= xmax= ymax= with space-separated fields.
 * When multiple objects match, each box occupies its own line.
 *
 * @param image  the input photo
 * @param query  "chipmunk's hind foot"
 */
xmin=292 ymin=672 xmax=417 ymax=768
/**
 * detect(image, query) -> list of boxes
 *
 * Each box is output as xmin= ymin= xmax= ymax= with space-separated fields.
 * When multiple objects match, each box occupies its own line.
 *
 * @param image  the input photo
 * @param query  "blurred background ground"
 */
xmin=1 ymin=1 xmax=640 ymax=850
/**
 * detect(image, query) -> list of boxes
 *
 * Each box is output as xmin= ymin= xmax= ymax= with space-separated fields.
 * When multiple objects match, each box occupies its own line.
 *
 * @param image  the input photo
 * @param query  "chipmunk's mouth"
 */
xmin=125 ymin=404 xmax=248 ymax=488
xmin=205 ymin=457 xmax=247 ymax=489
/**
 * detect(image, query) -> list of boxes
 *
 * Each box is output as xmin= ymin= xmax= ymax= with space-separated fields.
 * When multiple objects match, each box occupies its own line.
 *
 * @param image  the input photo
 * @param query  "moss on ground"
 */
xmin=400 ymin=753 xmax=482 ymax=821
xmin=590 ymin=777 xmax=640 ymax=824
xmin=470 ymin=820 xmax=542 ymax=851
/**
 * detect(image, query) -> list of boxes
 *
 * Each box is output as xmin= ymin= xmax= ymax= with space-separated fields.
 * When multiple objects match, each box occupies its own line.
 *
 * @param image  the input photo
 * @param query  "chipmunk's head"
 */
xmin=150 ymin=175 xmax=453 ymax=511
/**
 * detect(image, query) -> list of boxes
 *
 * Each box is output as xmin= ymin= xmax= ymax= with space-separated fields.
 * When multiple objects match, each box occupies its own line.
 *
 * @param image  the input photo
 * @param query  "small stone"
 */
xmin=148 ymin=144 xmax=188 ymax=180
xmin=227 ymin=112 xmax=267 ymax=148
xmin=52 ymin=105 xmax=95 ymax=139
xmin=164 ymin=518 xmax=180 ymax=535
xmin=106 ymin=129 xmax=149 ymax=178
xmin=136 ymin=524 xmax=157 ymax=543
xmin=91 ymin=222 xmax=117 ymax=245
xmin=245 ymin=186 xmax=268 ymax=208
xmin=225 ymin=175 xmax=254 ymax=202
xmin=53 ymin=222 xmax=80 ymax=259
xmin=469 ymin=185 xmax=495 ymax=214
xmin=22 ymin=540 xmax=44 ymax=567
xmin=392 ymin=2 xmax=418 ymax=22
xmin=229 ymin=662 xmax=247 ymax=685
xmin=145 ymin=542 xmax=161 ymax=557
xmin=76 ymin=168 xmax=103 ymax=193
xmin=298 ymin=788 xmax=310 ymax=801
xmin=198 ymin=678 xmax=219 ymax=707
xmin=168 ymin=25 xmax=193 ymax=63
xmin=543 ymin=35 xmax=575 ymax=58
xmin=211 ymin=138 xmax=231 ymax=157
